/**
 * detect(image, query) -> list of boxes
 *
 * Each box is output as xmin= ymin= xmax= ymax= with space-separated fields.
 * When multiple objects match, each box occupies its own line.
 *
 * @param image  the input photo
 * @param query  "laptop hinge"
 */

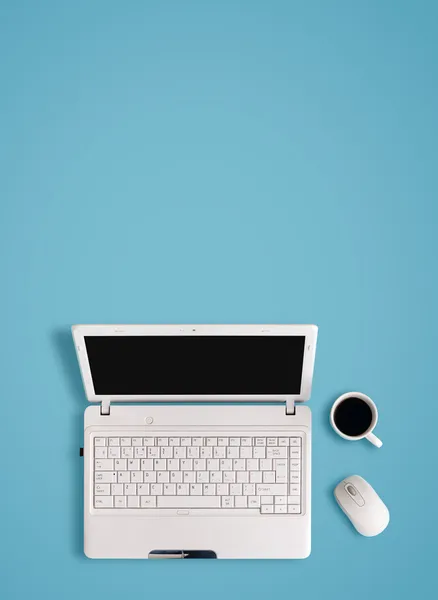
xmin=285 ymin=398 xmax=295 ymax=416
xmin=100 ymin=399 xmax=110 ymax=416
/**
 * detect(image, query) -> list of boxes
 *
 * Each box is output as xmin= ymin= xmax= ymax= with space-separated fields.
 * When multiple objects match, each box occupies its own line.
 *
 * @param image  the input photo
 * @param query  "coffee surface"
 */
xmin=334 ymin=397 xmax=373 ymax=437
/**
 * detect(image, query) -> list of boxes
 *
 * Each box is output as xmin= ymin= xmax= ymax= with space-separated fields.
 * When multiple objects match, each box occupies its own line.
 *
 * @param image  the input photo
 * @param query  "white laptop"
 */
xmin=73 ymin=324 xmax=318 ymax=559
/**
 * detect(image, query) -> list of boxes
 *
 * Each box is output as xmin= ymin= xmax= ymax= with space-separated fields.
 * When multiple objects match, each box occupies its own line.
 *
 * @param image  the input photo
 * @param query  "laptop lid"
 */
xmin=72 ymin=324 xmax=318 ymax=404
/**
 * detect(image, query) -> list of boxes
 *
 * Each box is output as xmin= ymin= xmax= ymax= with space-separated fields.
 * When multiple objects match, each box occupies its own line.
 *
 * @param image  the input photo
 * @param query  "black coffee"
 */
xmin=333 ymin=397 xmax=373 ymax=437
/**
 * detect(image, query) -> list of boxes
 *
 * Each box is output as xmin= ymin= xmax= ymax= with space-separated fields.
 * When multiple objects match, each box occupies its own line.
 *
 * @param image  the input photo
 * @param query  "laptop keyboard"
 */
xmin=93 ymin=434 xmax=302 ymax=515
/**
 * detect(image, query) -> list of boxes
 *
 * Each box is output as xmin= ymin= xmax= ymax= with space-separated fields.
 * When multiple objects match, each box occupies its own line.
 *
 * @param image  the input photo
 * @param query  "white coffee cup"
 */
xmin=330 ymin=392 xmax=383 ymax=448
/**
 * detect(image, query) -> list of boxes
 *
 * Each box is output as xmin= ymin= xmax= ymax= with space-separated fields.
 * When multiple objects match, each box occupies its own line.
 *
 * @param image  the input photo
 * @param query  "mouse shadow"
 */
xmin=52 ymin=328 xmax=86 ymax=560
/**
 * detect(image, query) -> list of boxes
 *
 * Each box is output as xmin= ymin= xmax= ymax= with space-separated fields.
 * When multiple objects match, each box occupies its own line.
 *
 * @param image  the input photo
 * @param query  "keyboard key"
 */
xmin=275 ymin=496 xmax=287 ymax=505
xmin=111 ymin=483 xmax=123 ymax=495
xmin=118 ymin=471 xmax=130 ymax=483
xmin=158 ymin=438 xmax=169 ymax=446
xmin=108 ymin=447 xmax=120 ymax=459
xmin=124 ymin=484 xmax=136 ymax=496
xmin=148 ymin=447 xmax=159 ymax=458
xmin=223 ymin=471 xmax=235 ymax=483
xmin=190 ymin=484 xmax=202 ymax=495
xmin=192 ymin=437 xmax=203 ymax=446
xmin=250 ymin=471 xmax=262 ymax=483
xmin=220 ymin=459 xmax=232 ymax=471
xmin=218 ymin=438 xmax=228 ymax=446
xmin=94 ymin=437 xmax=106 ymax=446
xmin=227 ymin=447 xmax=239 ymax=459
xmin=154 ymin=459 xmax=166 ymax=471
xmin=206 ymin=438 xmax=217 ymax=446
xmin=290 ymin=472 xmax=301 ymax=484
xmin=150 ymin=484 xmax=163 ymax=495
xmin=181 ymin=459 xmax=193 ymax=470
xmin=210 ymin=471 xmax=222 ymax=483
xmin=236 ymin=471 xmax=249 ymax=483
xmin=94 ymin=484 xmax=110 ymax=495
xmin=95 ymin=459 xmax=114 ymax=471
xmin=94 ymin=496 xmax=113 ymax=508
xmin=233 ymin=459 xmax=245 ymax=471
xmin=263 ymin=471 xmax=275 ymax=483
xmin=288 ymin=505 xmax=301 ymax=514
xmin=290 ymin=461 xmax=301 ymax=471
xmin=248 ymin=496 xmax=260 ymax=508
xmin=290 ymin=437 xmax=301 ymax=446
xmin=275 ymin=505 xmax=287 ymax=513
xmin=255 ymin=438 xmax=266 ymax=446
xmin=141 ymin=459 xmax=153 ymax=471
xmin=157 ymin=471 xmax=170 ymax=483
xmin=196 ymin=471 xmax=209 ymax=483
xmin=95 ymin=471 xmax=117 ymax=483
xmin=266 ymin=447 xmax=287 ymax=459
xmin=169 ymin=437 xmax=180 ymax=446
xmin=158 ymin=496 xmax=221 ymax=508
xmin=230 ymin=484 xmax=242 ymax=496
xmin=114 ymin=459 xmax=127 ymax=471
xmin=240 ymin=447 xmax=252 ymax=459
xmin=143 ymin=438 xmax=155 ymax=446
xmin=260 ymin=496 xmax=273 ymax=504
xmin=288 ymin=495 xmax=300 ymax=504
xmin=95 ymin=447 xmax=108 ymax=459
xmin=235 ymin=496 xmax=247 ymax=508
xmin=134 ymin=447 xmax=146 ymax=458
xmin=200 ymin=447 xmax=212 ymax=459
xmin=171 ymin=471 xmax=183 ymax=483
xmin=141 ymin=496 xmax=156 ymax=508
xmin=181 ymin=437 xmax=191 ymax=446
xmin=164 ymin=484 xmax=176 ymax=495
xmin=222 ymin=496 xmax=234 ymax=508
xmin=132 ymin=437 xmax=142 ymax=446
xmin=177 ymin=484 xmax=189 ymax=495
xmin=243 ymin=484 xmax=255 ymax=496
xmin=260 ymin=459 xmax=272 ymax=471
xmin=203 ymin=484 xmax=216 ymax=495
xmin=217 ymin=484 xmax=229 ymax=495
xmin=138 ymin=484 xmax=150 ymax=495
xmin=114 ymin=496 xmax=126 ymax=508
xmin=121 ymin=438 xmax=131 ymax=446
xmin=183 ymin=471 xmax=195 ymax=483
xmin=267 ymin=438 xmax=277 ymax=446
xmin=187 ymin=447 xmax=199 ymax=459
xmin=128 ymin=496 xmax=140 ymax=508
xmin=261 ymin=505 xmax=274 ymax=514
xmin=128 ymin=459 xmax=140 ymax=471
xmin=289 ymin=447 xmax=301 ymax=458
xmin=256 ymin=484 xmax=287 ymax=496
xmin=253 ymin=447 xmax=266 ymax=459
xmin=144 ymin=472 xmax=157 ymax=483
xmin=279 ymin=438 xmax=289 ymax=446
xmin=168 ymin=459 xmax=180 ymax=471
xmin=230 ymin=438 xmax=240 ymax=446
xmin=108 ymin=438 xmax=120 ymax=446
xmin=213 ymin=447 xmax=226 ymax=459
xmin=174 ymin=447 xmax=186 ymax=459
xmin=241 ymin=437 xmax=252 ymax=446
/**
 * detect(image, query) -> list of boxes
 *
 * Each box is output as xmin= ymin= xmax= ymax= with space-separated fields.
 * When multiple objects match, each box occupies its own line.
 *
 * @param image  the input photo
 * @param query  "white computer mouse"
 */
xmin=334 ymin=475 xmax=390 ymax=537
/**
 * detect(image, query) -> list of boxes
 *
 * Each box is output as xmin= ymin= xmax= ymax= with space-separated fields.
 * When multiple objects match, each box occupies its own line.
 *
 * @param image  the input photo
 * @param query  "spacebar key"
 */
xmin=157 ymin=496 xmax=221 ymax=508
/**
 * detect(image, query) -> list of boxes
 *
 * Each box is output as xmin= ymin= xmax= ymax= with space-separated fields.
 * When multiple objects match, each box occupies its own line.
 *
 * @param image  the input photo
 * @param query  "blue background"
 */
xmin=1 ymin=1 xmax=437 ymax=598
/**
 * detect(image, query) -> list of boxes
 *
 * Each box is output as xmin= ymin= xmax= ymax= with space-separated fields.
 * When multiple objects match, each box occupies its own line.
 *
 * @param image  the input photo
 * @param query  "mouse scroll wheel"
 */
xmin=346 ymin=485 xmax=357 ymax=496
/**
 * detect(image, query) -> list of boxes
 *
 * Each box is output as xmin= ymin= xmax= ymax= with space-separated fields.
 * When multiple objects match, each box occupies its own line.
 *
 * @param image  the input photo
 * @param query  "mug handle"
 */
xmin=366 ymin=432 xmax=383 ymax=448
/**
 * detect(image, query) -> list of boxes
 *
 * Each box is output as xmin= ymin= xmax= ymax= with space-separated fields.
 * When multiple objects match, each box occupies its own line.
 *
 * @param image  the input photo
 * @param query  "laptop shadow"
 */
xmin=52 ymin=328 xmax=86 ymax=560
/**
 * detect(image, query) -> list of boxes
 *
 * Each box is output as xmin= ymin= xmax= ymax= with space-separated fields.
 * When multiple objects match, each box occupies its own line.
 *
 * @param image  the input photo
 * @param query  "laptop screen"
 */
xmin=84 ymin=335 xmax=305 ymax=396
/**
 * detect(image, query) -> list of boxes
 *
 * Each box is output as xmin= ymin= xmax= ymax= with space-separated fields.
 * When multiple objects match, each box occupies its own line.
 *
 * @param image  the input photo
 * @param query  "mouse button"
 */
xmin=344 ymin=483 xmax=365 ymax=507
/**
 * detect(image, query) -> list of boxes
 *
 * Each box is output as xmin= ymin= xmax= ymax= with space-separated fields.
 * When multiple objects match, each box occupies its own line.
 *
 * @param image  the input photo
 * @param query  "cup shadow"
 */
xmin=52 ymin=327 xmax=86 ymax=559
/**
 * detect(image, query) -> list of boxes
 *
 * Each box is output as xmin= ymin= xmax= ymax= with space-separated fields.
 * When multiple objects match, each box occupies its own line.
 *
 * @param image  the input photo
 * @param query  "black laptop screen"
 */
xmin=84 ymin=335 xmax=305 ymax=395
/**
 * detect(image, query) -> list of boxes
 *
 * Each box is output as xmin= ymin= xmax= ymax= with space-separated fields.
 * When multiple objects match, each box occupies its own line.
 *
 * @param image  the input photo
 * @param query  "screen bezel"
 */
xmin=72 ymin=324 xmax=318 ymax=404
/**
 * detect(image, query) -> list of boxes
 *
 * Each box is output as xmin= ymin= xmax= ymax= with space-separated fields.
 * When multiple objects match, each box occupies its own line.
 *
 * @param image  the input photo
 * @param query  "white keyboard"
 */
xmin=92 ymin=434 xmax=303 ymax=515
